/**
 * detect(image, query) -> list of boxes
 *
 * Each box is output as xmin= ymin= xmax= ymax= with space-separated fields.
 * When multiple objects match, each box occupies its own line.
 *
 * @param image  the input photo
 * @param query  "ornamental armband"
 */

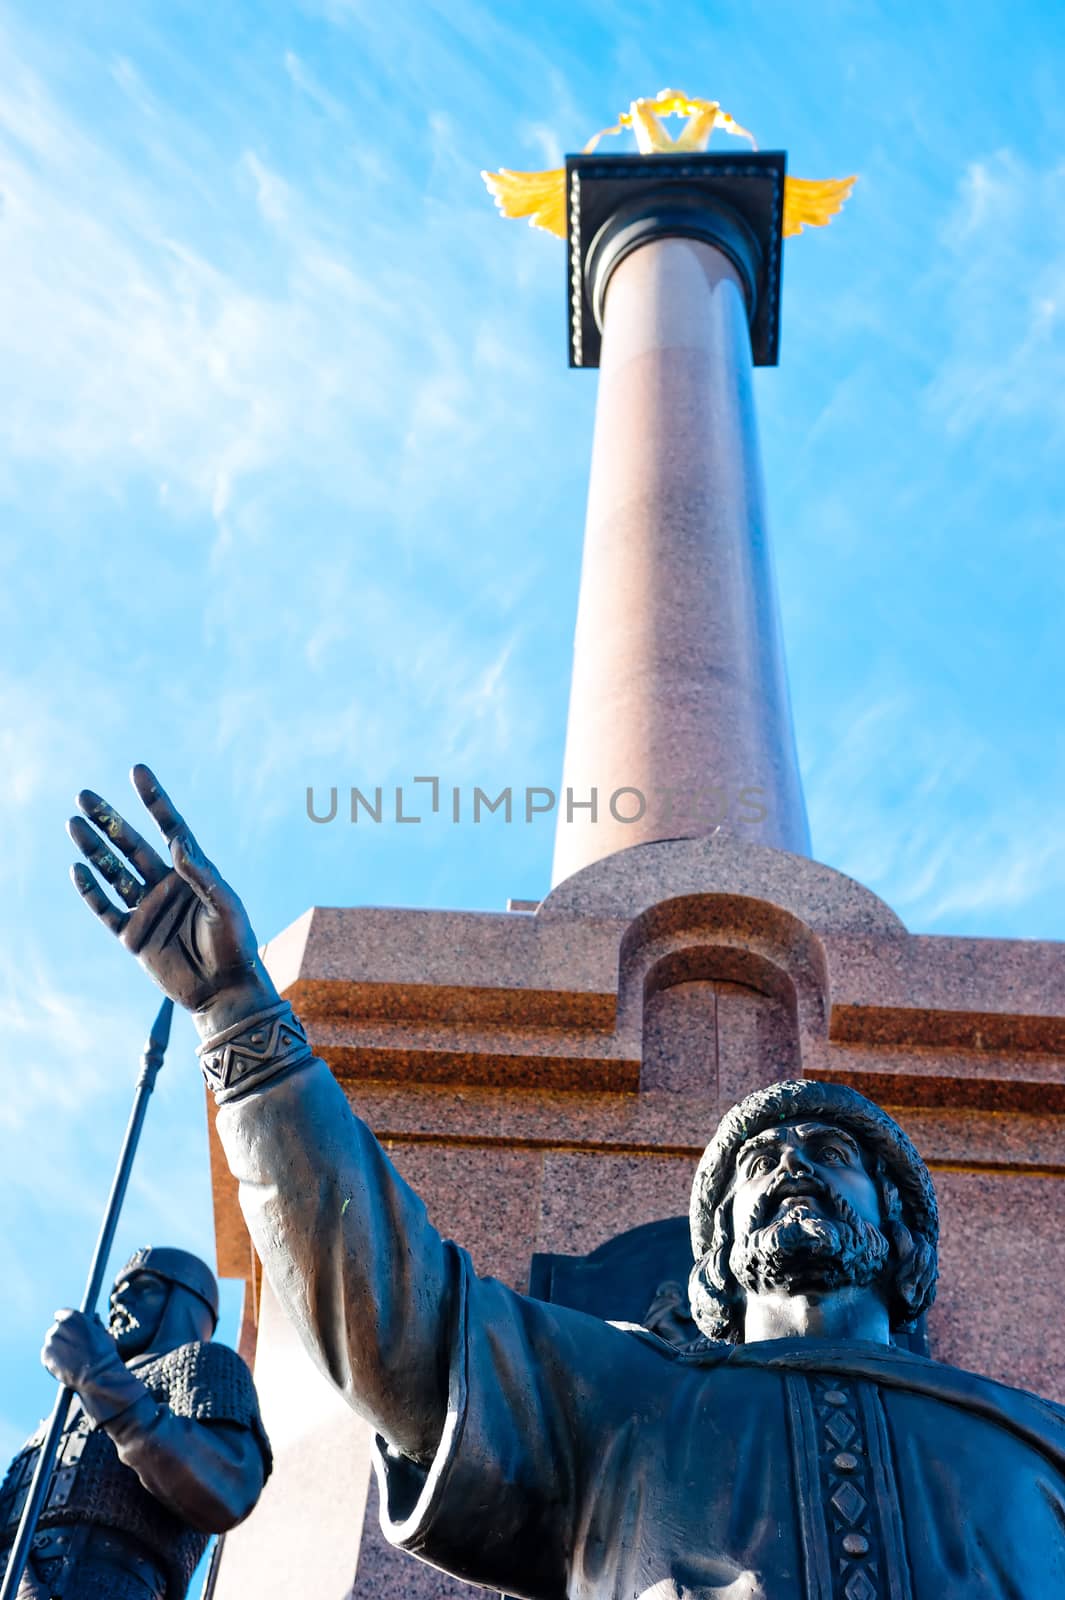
xmin=197 ymin=1002 xmax=314 ymax=1104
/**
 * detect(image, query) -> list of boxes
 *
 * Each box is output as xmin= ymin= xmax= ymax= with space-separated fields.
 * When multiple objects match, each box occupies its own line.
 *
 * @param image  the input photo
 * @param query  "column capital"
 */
xmin=566 ymin=150 xmax=786 ymax=369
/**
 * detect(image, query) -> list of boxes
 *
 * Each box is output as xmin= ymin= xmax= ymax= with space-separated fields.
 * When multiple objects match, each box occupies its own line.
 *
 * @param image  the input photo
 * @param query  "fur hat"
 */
xmin=690 ymin=1078 xmax=938 ymax=1262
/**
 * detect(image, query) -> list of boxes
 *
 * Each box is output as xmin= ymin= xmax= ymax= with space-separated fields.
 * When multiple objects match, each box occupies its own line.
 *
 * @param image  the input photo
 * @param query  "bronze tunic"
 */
xmin=219 ymin=1059 xmax=1065 ymax=1600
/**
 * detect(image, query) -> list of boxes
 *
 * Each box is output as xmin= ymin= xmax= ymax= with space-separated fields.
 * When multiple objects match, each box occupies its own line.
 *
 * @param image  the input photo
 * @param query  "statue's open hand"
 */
xmin=69 ymin=765 xmax=276 ymax=1034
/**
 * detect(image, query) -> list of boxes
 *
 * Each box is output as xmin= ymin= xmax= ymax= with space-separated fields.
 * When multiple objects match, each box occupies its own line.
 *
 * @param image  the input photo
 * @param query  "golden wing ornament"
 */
xmin=481 ymin=166 xmax=567 ymax=238
xmin=482 ymin=94 xmax=858 ymax=244
xmin=782 ymin=175 xmax=857 ymax=238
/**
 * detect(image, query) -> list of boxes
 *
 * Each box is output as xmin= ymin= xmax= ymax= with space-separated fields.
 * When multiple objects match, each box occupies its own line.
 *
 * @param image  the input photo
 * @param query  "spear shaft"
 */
xmin=0 ymin=997 xmax=174 ymax=1600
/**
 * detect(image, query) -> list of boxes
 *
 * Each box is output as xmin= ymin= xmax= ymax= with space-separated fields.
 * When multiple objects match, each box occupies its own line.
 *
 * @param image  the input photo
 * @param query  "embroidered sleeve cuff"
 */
xmin=197 ymin=1002 xmax=315 ymax=1104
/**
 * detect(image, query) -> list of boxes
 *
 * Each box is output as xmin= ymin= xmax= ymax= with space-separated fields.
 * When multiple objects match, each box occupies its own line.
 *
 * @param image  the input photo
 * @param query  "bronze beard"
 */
xmin=729 ymin=1181 xmax=891 ymax=1301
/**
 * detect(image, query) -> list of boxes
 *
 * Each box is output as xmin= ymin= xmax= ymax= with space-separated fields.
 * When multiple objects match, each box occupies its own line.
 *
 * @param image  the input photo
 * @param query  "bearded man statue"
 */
xmin=0 ymin=1247 xmax=271 ymax=1600
xmin=59 ymin=766 xmax=1065 ymax=1600
xmin=686 ymin=1078 xmax=938 ymax=1347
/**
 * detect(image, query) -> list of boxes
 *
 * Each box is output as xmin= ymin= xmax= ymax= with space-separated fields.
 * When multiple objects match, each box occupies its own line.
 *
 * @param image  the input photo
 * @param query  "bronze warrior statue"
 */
xmin=63 ymin=765 xmax=1065 ymax=1600
xmin=0 ymin=1247 xmax=271 ymax=1600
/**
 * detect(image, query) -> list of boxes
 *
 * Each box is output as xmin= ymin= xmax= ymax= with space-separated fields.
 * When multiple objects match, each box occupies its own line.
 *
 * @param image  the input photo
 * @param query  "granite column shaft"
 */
xmin=552 ymin=234 xmax=809 ymax=886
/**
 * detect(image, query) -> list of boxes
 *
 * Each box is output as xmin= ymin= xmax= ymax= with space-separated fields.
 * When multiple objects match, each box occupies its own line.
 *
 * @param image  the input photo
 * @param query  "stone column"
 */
xmin=552 ymin=207 xmax=809 ymax=886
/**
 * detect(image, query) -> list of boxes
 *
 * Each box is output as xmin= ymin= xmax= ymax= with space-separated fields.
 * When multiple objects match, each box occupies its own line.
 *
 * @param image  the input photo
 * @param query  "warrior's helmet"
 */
xmin=115 ymin=1246 xmax=219 ymax=1334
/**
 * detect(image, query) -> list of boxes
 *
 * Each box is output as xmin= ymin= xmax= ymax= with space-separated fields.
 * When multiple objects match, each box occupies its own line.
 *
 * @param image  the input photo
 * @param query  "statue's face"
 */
xmin=108 ymin=1269 xmax=170 ymax=1357
xmin=727 ymin=1120 xmax=889 ymax=1299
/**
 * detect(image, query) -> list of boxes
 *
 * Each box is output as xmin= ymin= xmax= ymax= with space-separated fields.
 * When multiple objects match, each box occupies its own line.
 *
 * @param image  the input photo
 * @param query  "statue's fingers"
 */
xmin=130 ymin=763 xmax=187 ymax=844
xmin=131 ymin=763 xmax=232 ymax=910
xmin=67 ymin=818 xmax=143 ymax=907
xmin=76 ymin=789 xmax=167 ymax=884
xmin=70 ymin=863 xmax=130 ymax=937
xmin=169 ymin=828 xmax=230 ymax=910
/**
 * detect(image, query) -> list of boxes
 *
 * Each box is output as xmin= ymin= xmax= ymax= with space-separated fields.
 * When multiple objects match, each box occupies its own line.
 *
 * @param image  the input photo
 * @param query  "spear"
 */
xmin=0 ymin=996 xmax=174 ymax=1600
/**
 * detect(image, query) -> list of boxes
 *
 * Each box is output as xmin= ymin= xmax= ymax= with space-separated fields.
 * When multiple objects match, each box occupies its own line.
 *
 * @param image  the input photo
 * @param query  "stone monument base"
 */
xmin=207 ymin=836 xmax=1065 ymax=1596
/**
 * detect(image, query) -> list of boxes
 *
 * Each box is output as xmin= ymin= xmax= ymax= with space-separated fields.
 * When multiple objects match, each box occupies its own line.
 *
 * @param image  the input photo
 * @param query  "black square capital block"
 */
xmin=566 ymin=150 xmax=786 ymax=369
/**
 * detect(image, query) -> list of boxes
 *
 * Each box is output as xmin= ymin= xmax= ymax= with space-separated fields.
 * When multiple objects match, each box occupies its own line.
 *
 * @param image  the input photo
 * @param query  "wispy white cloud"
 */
xmin=0 ymin=920 xmax=216 ymax=1336
xmin=242 ymin=150 xmax=293 ymax=229
xmin=109 ymin=55 xmax=163 ymax=122
xmin=805 ymin=685 xmax=1065 ymax=936
xmin=0 ymin=13 xmax=553 ymax=548
xmin=920 ymin=833 xmax=1065 ymax=924
xmin=0 ymin=949 xmax=128 ymax=1136
xmin=199 ymin=596 xmax=531 ymax=832
xmin=0 ymin=673 xmax=125 ymax=900
xmin=282 ymin=49 xmax=347 ymax=123
xmin=521 ymin=121 xmax=564 ymax=169
xmin=926 ymin=150 xmax=1065 ymax=445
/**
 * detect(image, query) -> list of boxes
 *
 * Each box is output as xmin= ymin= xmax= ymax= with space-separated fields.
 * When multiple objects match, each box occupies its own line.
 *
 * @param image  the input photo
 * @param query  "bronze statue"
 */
xmin=0 ymin=1247 xmax=271 ymax=1600
xmin=64 ymin=766 xmax=1065 ymax=1599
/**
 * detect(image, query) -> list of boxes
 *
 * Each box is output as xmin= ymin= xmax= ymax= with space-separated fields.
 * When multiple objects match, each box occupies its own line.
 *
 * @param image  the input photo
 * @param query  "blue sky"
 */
xmin=0 ymin=0 xmax=1062 ymax=1539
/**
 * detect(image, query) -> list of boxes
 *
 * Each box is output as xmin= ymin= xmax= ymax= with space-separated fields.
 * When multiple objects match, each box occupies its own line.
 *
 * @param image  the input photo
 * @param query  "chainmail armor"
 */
xmin=0 ymin=1341 xmax=270 ymax=1600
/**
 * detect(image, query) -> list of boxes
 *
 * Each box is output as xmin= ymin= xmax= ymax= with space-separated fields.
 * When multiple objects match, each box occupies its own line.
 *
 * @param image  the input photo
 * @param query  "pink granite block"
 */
xmin=929 ymin=1170 xmax=1065 ymax=1404
xmin=538 ymin=1151 xmax=697 ymax=1257
xmin=891 ymin=1108 xmax=1065 ymax=1171
xmin=349 ymin=1081 xmax=714 ymax=1156
xmin=715 ymin=980 xmax=801 ymax=1110
xmin=807 ymin=1048 xmax=1065 ymax=1113
xmin=212 ymin=1279 xmax=372 ymax=1598
xmin=641 ymin=980 xmax=717 ymax=1094
xmin=346 ymin=1087 xmax=1065 ymax=1174
xmin=541 ymin=834 xmax=904 ymax=934
xmin=314 ymin=1024 xmax=640 ymax=1092
xmin=826 ymin=933 xmax=1065 ymax=1051
xmin=206 ymin=1089 xmax=253 ymax=1279
xmin=385 ymin=1142 xmax=543 ymax=1291
xmin=264 ymin=904 xmax=622 ymax=1024
xmin=348 ymin=1482 xmax=480 ymax=1598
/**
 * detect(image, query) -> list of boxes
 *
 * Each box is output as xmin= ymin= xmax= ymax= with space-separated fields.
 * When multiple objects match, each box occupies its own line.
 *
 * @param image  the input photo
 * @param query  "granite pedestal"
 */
xmin=206 ymin=835 xmax=1065 ymax=1596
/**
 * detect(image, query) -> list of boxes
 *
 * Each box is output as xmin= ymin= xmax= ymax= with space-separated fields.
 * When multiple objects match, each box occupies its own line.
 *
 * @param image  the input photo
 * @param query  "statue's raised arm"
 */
xmin=68 ymin=766 xmax=454 ymax=1464
xmin=70 ymin=769 xmax=1065 ymax=1600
